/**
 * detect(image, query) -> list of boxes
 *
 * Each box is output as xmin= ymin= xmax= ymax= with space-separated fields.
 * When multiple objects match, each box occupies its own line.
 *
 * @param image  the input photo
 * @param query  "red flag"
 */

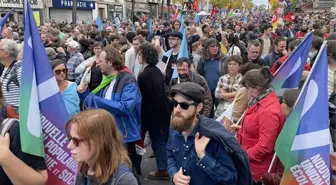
xmin=272 ymin=8 xmax=278 ymax=29
xmin=283 ymin=11 xmax=295 ymax=22
xmin=193 ymin=0 xmax=199 ymax=12
xmin=210 ymin=6 xmax=217 ymax=19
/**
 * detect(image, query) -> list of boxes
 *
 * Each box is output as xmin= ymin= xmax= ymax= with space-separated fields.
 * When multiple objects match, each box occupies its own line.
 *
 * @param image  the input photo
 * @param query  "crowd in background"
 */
xmin=0 ymin=9 xmax=335 ymax=185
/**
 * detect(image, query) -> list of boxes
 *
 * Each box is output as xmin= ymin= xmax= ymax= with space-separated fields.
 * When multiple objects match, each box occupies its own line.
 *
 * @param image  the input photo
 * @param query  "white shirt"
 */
xmin=104 ymin=79 xmax=116 ymax=99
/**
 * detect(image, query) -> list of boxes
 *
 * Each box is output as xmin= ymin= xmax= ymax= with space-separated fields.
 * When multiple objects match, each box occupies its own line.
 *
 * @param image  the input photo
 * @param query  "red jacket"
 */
xmin=270 ymin=55 xmax=311 ymax=75
xmin=295 ymin=31 xmax=306 ymax=39
xmin=237 ymin=92 xmax=286 ymax=181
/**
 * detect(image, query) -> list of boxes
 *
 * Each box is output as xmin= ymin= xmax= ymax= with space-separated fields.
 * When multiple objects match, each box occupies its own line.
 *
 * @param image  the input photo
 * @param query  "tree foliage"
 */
xmin=209 ymin=0 xmax=254 ymax=9
xmin=269 ymin=0 xmax=279 ymax=10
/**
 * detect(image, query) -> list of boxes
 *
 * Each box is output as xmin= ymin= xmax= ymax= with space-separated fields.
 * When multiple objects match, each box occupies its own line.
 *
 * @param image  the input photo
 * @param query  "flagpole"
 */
xmin=273 ymin=31 xmax=313 ymax=76
xmin=267 ymin=153 xmax=277 ymax=173
xmin=290 ymin=41 xmax=327 ymax=109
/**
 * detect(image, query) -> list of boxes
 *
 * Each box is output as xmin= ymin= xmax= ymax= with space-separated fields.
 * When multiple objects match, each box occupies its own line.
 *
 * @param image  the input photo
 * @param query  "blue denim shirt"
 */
xmin=167 ymin=123 xmax=238 ymax=185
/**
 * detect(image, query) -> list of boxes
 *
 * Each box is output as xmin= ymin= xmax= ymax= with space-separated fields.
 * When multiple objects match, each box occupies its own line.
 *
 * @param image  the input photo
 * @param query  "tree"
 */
xmin=258 ymin=4 xmax=267 ymax=11
xmin=269 ymin=0 xmax=279 ymax=10
xmin=244 ymin=0 xmax=254 ymax=10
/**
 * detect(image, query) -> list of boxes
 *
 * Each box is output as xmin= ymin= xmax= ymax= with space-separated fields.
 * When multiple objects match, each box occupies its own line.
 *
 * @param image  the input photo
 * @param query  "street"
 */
xmin=139 ymin=147 xmax=170 ymax=185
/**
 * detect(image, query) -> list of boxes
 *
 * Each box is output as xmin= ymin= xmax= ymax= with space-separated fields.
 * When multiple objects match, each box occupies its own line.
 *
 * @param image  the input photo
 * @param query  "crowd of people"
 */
xmin=0 ymin=9 xmax=335 ymax=185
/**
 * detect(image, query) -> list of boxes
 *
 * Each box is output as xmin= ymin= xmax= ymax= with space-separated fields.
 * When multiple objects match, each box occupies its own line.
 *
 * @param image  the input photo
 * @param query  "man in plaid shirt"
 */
xmin=66 ymin=40 xmax=84 ymax=82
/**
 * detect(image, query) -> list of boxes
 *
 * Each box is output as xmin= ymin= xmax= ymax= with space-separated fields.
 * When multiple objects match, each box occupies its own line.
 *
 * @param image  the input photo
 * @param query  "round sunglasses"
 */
xmin=54 ymin=68 xmax=68 ymax=75
xmin=67 ymin=135 xmax=85 ymax=147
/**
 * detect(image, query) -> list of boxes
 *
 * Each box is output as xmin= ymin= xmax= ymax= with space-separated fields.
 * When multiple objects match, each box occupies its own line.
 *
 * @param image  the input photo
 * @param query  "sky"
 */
xmin=253 ymin=0 xmax=268 ymax=5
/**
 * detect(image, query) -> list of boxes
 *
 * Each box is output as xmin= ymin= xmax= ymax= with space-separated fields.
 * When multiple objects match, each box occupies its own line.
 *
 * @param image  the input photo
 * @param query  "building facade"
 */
xmin=48 ymin=0 xmax=96 ymax=23
xmin=0 ymin=0 xmax=44 ymax=25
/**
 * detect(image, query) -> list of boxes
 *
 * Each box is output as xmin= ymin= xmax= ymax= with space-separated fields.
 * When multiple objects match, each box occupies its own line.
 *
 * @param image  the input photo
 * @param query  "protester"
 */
xmin=231 ymin=67 xmax=286 ymax=183
xmin=261 ymin=89 xmax=300 ymax=185
xmin=66 ymin=109 xmax=138 ymax=185
xmin=246 ymin=40 xmax=265 ymax=66
xmin=197 ymin=38 xmax=227 ymax=117
xmin=66 ymin=40 xmax=84 ymax=82
xmin=125 ymin=35 xmax=145 ymax=79
xmin=231 ymin=62 xmax=262 ymax=124
xmin=167 ymin=82 xmax=238 ymax=185
xmin=75 ymin=41 xmax=103 ymax=91
xmin=263 ymin=36 xmax=287 ymax=67
xmin=162 ymin=31 xmax=183 ymax=85
xmin=260 ymin=23 xmax=273 ymax=58
xmin=137 ymin=43 xmax=170 ymax=180
xmin=51 ymin=59 xmax=79 ymax=117
xmin=0 ymin=39 xmax=21 ymax=111
xmin=214 ymin=55 xmax=243 ymax=118
xmin=169 ymin=57 xmax=213 ymax=117
xmin=77 ymin=47 xmax=142 ymax=175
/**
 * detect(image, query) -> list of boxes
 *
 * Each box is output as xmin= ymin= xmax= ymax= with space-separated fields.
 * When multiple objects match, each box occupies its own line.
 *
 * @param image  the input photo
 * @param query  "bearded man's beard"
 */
xmin=171 ymin=110 xmax=197 ymax=132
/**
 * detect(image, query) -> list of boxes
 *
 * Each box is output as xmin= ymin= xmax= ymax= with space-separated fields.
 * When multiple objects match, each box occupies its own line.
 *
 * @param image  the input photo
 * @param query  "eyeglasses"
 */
xmin=279 ymin=98 xmax=287 ymax=105
xmin=67 ymin=135 xmax=85 ymax=147
xmin=172 ymin=100 xmax=197 ymax=110
xmin=54 ymin=68 xmax=68 ymax=75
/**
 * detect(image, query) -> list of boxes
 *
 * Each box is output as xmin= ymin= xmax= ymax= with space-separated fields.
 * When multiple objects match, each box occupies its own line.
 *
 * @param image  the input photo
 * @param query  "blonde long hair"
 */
xmin=66 ymin=109 xmax=131 ymax=184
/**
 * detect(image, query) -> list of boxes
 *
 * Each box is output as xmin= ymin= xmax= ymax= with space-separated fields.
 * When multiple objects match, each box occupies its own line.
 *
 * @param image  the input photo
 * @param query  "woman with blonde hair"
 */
xmin=66 ymin=109 xmax=138 ymax=185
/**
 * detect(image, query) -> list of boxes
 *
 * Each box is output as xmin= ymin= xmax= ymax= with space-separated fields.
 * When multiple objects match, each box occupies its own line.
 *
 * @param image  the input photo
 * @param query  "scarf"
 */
xmin=91 ymin=74 xmax=117 ymax=94
xmin=248 ymin=87 xmax=273 ymax=108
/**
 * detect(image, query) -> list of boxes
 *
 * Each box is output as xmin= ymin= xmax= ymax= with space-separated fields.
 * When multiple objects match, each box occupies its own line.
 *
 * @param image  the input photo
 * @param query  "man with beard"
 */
xmin=295 ymin=23 xmax=308 ymax=39
xmin=41 ymin=32 xmax=53 ymax=48
xmin=168 ymin=57 xmax=212 ymax=117
xmin=263 ymin=36 xmax=287 ymax=68
xmin=167 ymin=82 xmax=238 ymax=185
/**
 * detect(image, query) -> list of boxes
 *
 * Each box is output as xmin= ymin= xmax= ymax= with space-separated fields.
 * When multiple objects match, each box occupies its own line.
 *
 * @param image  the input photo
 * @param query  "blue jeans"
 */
xmin=149 ymin=129 xmax=168 ymax=171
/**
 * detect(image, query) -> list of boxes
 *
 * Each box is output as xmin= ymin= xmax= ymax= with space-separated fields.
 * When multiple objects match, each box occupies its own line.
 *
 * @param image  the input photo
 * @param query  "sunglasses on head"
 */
xmin=54 ymin=68 xmax=68 ymax=75
xmin=67 ymin=135 xmax=85 ymax=147
xmin=172 ymin=100 xmax=197 ymax=110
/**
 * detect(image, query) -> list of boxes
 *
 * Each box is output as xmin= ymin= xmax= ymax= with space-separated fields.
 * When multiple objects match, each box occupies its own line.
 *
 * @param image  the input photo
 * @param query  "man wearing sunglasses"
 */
xmin=167 ymin=82 xmax=241 ymax=185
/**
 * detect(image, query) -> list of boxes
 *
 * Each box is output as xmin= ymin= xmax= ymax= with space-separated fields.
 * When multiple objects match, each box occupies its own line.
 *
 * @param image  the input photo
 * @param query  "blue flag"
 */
xmin=194 ymin=14 xmax=200 ymax=25
xmin=275 ymin=43 xmax=331 ymax=184
xmin=179 ymin=15 xmax=185 ymax=33
xmin=0 ymin=8 xmax=13 ymax=35
xmin=210 ymin=18 xmax=215 ymax=28
xmin=271 ymin=32 xmax=313 ymax=96
xmin=149 ymin=19 xmax=153 ymax=35
xmin=20 ymin=2 xmax=76 ymax=184
xmin=132 ymin=23 xmax=135 ymax=32
xmin=96 ymin=15 xmax=103 ymax=31
xmin=172 ymin=28 xmax=189 ymax=79
xmin=20 ymin=0 xmax=70 ymax=156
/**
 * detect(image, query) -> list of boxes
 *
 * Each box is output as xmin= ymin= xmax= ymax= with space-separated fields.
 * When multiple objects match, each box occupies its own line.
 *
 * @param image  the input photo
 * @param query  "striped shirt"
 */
xmin=328 ymin=65 xmax=335 ymax=98
xmin=0 ymin=62 xmax=22 ymax=110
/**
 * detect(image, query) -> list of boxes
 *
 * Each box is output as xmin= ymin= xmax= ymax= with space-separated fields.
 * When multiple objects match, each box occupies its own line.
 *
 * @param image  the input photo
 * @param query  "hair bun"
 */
xmin=260 ymin=66 xmax=273 ymax=81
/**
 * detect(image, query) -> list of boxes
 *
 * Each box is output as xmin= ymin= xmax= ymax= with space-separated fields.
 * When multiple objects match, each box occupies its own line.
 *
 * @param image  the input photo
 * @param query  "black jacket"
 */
xmin=138 ymin=65 xmax=170 ymax=132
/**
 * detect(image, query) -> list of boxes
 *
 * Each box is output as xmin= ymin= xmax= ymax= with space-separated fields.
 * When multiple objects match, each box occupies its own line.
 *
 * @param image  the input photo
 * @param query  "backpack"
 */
xmin=198 ymin=116 xmax=253 ymax=185
xmin=0 ymin=118 xmax=18 ymax=136
xmin=109 ymin=164 xmax=141 ymax=185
